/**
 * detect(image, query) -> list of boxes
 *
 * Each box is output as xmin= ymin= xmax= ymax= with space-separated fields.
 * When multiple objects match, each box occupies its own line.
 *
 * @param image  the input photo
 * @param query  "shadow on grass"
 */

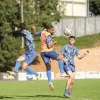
xmin=0 ymin=96 xmax=14 ymax=99
xmin=0 ymin=95 xmax=65 ymax=99
xmin=35 ymin=95 xmax=64 ymax=98
xmin=15 ymin=95 xmax=65 ymax=98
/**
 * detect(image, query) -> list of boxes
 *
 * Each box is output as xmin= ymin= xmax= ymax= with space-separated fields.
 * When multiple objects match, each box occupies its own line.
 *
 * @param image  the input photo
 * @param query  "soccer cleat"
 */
xmin=7 ymin=71 xmax=16 ymax=77
xmin=64 ymin=92 xmax=70 ymax=98
xmin=36 ymin=75 xmax=40 ymax=82
xmin=60 ymin=73 xmax=69 ymax=77
xmin=49 ymin=82 xmax=54 ymax=91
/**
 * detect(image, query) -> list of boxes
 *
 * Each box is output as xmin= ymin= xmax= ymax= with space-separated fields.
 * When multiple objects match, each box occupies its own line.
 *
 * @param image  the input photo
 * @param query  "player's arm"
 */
xmin=46 ymin=35 xmax=57 ymax=48
xmin=32 ymin=25 xmax=42 ymax=36
xmin=77 ymin=50 xmax=89 ymax=59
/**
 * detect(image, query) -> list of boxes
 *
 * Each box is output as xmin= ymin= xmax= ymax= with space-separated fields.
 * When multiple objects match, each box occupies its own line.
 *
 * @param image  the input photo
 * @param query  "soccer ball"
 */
xmin=26 ymin=73 xmax=33 ymax=81
xmin=64 ymin=28 xmax=72 ymax=36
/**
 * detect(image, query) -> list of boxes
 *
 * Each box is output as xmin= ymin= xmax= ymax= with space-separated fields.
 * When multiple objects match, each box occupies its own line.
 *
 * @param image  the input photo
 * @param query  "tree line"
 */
xmin=0 ymin=0 xmax=99 ymax=71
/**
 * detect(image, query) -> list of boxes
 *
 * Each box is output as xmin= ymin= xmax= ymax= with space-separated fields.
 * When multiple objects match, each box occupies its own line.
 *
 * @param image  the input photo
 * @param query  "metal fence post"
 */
xmin=21 ymin=0 xmax=24 ymax=49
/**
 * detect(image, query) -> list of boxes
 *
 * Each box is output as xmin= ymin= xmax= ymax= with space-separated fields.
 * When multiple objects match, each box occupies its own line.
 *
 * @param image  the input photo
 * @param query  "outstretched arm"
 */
xmin=32 ymin=25 xmax=42 ymax=36
xmin=77 ymin=50 xmax=89 ymax=59
xmin=32 ymin=25 xmax=36 ymax=35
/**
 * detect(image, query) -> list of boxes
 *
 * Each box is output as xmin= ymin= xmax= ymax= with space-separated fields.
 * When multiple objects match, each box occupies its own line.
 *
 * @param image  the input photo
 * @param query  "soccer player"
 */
xmin=60 ymin=36 xmax=89 ymax=98
xmin=7 ymin=23 xmax=40 ymax=82
xmin=32 ymin=25 xmax=65 ymax=90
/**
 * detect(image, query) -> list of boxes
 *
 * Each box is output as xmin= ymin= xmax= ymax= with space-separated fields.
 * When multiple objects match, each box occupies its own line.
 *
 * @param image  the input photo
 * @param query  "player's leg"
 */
xmin=63 ymin=65 xmax=74 ymax=98
xmin=68 ymin=73 xmax=75 ymax=96
xmin=65 ymin=71 xmax=73 ymax=91
xmin=22 ymin=62 xmax=39 ymax=82
xmin=44 ymin=51 xmax=65 ymax=76
xmin=58 ymin=60 xmax=64 ymax=73
xmin=22 ymin=50 xmax=40 ymax=82
xmin=68 ymin=65 xmax=75 ymax=96
xmin=41 ymin=52 xmax=54 ymax=90
xmin=58 ymin=60 xmax=68 ymax=77
xmin=45 ymin=62 xmax=54 ymax=90
xmin=7 ymin=55 xmax=25 ymax=77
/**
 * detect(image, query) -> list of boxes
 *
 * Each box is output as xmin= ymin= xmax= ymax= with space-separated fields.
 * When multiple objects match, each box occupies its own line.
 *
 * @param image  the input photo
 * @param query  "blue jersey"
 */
xmin=61 ymin=44 xmax=80 ymax=66
xmin=22 ymin=30 xmax=35 ymax=52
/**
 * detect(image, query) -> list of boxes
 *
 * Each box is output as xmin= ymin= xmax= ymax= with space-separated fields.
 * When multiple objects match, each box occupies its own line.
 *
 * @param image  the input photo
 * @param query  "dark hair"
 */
xmin=42 ymin=22 xmax=53 ymax=29
xmin=46 ymin=25 xmax=54 ymax=29
xmin=20 ymin=23 xmax=26 ymax=30
xmin=69 ymin=36 xmax=75 ymax=39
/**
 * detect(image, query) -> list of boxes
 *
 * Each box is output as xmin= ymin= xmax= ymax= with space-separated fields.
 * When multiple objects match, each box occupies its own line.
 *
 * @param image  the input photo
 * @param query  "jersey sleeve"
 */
xmin=75 ymin=48 xmax=80 ymax=56
xmin=21 ymin=32 xmax=26 ymax=36
xmin=35 ymin=31 xmax=42 ymax=36
xmin=46 ymin=35 xmax=52 ymax=46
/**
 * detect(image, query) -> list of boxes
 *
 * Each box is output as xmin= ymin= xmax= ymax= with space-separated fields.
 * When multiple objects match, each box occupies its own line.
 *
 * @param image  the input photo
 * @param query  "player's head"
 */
xmin=69 ymin=36 xmax=76 ymax=45
xmin=20 ymin=23 xmax=26 ymax=31
xmin=43 ymin=23 xmax=54 ymax=35
xmin=46 ymin=25 xmax=54 ymax=35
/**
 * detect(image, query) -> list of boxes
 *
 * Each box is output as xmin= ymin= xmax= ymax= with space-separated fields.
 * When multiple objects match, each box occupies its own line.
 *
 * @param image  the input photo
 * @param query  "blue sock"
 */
xmin=65 ymin=89 xmax=68 ymax=93
xmin=58 ymin=60 xmax=64 ymax=74
xmin=68 ymin=91 xmax=71 ymax=95
xmin=25 ymin=67 xmax=38 ymax=76
xmin=46 ymin=66 xmax=51 ymax=83
xmin=14 ymin=61 xmax=21 ymax=73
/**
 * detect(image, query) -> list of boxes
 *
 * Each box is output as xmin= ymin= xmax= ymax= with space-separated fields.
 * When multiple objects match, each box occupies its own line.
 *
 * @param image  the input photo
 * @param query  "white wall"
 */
xmin=59 ymin=0 xmax=87 ymax=17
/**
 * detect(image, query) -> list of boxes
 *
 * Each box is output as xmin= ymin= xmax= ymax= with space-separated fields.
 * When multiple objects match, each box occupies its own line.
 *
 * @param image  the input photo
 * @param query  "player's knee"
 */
xmin=21 ymin=66 xmax=26 ymax=69
xmin=17 ymin=56 xmax=25 ymax=62
xmin=45 ymin=63 xmax=51 ymax=70
xmin=69 ymin=74 xmax=74 ymax=79
xmin=21 ymin=63 xmax=27 ymax=69
xmin=16 ymin=58 xmax=21 ymax=62
xmin=57 ymin=55 xmax=63 ymax=60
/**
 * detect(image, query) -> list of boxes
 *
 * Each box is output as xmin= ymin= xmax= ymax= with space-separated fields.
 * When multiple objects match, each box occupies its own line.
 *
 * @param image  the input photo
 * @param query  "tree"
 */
xmin=89 ymin=0 xmax=100 ymax=15
xmin=0 ymin=0 xmax=62 ymax=71
xmin=23 ymin=0 xmax=61 ymax=30
xmin=0 ymin=0 xmax=21 ymax=70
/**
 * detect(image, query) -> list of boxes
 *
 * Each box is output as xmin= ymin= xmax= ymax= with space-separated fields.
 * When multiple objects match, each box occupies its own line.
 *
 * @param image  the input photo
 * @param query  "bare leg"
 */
xmin=68 ymin=72 xmax=75 ymax=93
xmin=65 ymin=71 xmax=74 ymax=89
xmin=64 ymin=71 xmax=74 ymax=98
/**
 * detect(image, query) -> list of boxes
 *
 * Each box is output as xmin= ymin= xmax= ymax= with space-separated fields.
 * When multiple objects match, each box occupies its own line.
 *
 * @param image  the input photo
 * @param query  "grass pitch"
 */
xmin=0 ymin=79 xmax=100 ymax=100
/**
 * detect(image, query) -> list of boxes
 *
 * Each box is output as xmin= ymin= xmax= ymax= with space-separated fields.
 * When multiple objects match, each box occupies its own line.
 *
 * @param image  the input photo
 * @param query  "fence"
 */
xmin=53 ymin=16 xmax=100 ymax=37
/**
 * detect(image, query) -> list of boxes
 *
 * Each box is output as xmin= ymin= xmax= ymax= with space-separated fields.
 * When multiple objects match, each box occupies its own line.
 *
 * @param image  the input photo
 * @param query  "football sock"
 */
xmin=14 ymin=61 xmax=21 ymax=73
xmin=58 ymin=60 xmax=64 ymax=73
xmin=68 ymin=91 xmax=71 ymax=95
xmin=46 ymin=65 xmax=51 ymax=83
xmin=65 ymin=89 xmax=68 ymax=93
xmin=25 ymin=67 xmax=38 ymax=76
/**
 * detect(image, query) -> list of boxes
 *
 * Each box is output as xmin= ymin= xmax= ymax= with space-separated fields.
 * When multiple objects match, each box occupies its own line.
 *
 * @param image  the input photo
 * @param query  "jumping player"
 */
xmin=7 ymin=23 xmax=40 ymax=82
xmin=60 ymin=36 xmax=89 ymax=98
xmin=32 ymin=25 xmax=65 ymax=90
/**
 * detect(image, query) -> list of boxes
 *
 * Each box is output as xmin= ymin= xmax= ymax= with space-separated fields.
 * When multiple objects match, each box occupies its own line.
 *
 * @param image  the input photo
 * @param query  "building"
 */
xmin=59 ymin=0 xmax=89 ymax=17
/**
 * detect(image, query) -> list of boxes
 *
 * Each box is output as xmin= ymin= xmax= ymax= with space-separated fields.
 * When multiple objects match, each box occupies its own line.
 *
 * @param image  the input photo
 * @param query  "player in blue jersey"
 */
xmin=7 ymin=23 xmax=40 ymax=82
xmin=60 ymin=36 xmax=89 ymax=98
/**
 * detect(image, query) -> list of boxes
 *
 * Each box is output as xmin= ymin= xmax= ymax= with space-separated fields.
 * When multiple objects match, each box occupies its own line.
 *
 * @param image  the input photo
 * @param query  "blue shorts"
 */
xmin=22 ymin=50 xmax=36 ymax=64
xmin=41 ymin=51 xmax=59 ymax=64
xmin=64 ymin=64 xmax=75 ymax=72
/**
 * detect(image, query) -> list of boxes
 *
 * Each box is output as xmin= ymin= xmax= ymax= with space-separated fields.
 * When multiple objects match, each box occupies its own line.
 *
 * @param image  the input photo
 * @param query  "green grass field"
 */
xmin=0 ymin=79 xmax=100 ymax=100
